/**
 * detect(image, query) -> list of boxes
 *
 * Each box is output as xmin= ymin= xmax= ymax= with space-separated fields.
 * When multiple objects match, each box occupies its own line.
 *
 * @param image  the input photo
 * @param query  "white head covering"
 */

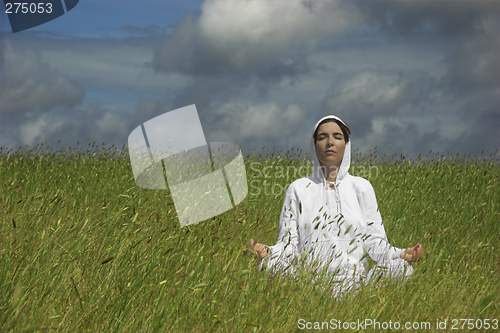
xmin=309 ymin=115 xmax=351 ymax=185
xmin=308 ymin=115 xmax=351 ymax=214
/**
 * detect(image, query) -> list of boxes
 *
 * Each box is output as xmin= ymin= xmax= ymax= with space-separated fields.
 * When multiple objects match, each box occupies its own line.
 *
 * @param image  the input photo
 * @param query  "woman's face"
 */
xmin=315 ymin=121 xmax=346 ymax=168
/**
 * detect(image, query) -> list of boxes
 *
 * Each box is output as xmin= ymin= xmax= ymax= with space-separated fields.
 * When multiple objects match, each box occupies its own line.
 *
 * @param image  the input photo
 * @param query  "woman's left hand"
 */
xmin=400 ymin=243 xmax=423 ymax=262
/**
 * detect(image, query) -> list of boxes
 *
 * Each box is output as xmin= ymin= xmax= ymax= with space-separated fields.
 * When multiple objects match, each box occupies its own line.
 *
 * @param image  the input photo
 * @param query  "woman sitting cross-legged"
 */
xmin=249 ymin=115 xmax=423 ymax=295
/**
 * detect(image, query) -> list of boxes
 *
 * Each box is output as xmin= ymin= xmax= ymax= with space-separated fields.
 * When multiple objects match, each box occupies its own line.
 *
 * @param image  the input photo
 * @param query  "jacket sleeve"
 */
xmin=359 ymin=180 xmax=413 ymax=279
xmin=259 ymin=183 xmax=299 ymax=276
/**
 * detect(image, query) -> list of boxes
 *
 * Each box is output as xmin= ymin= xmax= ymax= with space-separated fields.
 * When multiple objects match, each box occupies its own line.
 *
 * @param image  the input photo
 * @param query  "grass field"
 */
xmin=1 ymin=142 xmax=499 ymax=332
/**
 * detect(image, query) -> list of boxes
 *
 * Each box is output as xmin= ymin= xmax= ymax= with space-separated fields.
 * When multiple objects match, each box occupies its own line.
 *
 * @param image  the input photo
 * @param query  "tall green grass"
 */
xmin=1 ymin=142 xmax=499 ymax=332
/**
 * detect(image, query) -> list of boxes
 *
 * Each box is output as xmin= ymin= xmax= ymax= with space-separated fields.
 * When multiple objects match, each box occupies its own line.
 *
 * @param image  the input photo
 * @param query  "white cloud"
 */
xmin=323 ymin=71 xmax=409 ymax=121
xmin=97 ymin=112 xmax=130 ymax=137
xmin=205 ymin=100 xmax=310 ymax=152
xmin=9 ymin=101 xmax=136 ymax=150
xmin=154 ymin=0 xmax=363 ymax=73
xmin=18 ymin=113 xmax=67 ymax=147
xmin=198 ymin=0 xmax=362 ymax=69
xmin=445 ymin=14 xmax=500 ymax=92
xmin=1 ymin=40 xmax=84 ymax=115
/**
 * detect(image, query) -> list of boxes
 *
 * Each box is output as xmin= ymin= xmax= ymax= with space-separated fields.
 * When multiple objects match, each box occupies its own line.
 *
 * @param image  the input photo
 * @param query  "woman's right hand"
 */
xmin=249 ymin=239 xmax=270 ymax=259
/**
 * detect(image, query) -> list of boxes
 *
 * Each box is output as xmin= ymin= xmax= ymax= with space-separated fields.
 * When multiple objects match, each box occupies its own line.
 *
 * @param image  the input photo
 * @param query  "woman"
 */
xmin=249 ymin=115 xmax=423 ymax=293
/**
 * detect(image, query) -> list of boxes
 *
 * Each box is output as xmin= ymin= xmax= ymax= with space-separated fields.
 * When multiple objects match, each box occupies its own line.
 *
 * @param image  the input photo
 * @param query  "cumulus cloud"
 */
xmin=154 ymin=0 xmax=362 ymax=75
xmin=441 ymin=10 xmax=500 ymax=154
xmin=6 ymin=97 xmax=182 ymax=152
xmin=358 ymin=0 xmax=498 ymax=37
xmin=321 ymin=71 xmax=411 ymax=134
xmin=18 ymin=113 xmax=68 ymax=148
xmin=7 ymin=102 xmax=133 ymax=150
xmin=198 ymin=0 xmax=360 ymax=68
xmin=364 ymin=118 xmax=444 ymax=157
xmin=133 ymin=98 xmax=173 ymax=126
xmin=2 ymin=0 xmax=497 ymax=158
xmin=319 ymin=0 xmax=499 ymax=157
xmin=447 ymin=88 xmax=500 ymax=155
xmin=204 ymin=100 xmax=310 ymax=153
xmin=1 ymin=40 xmax=84 ymax=115
xmin=444 ymin=13 xmax=500 ymax=93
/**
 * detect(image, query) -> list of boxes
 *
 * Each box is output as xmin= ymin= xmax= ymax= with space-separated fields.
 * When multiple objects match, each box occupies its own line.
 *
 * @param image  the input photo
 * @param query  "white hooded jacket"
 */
xmin=260 ymin=115 xmax=413 ymax=286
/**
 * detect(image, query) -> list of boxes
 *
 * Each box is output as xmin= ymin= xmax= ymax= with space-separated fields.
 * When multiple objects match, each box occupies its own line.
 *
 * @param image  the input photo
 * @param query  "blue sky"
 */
xmin=1 ymin=0 xmax=499 ymax=159
xmin=1 ymin=1 xmax=202 ymax=37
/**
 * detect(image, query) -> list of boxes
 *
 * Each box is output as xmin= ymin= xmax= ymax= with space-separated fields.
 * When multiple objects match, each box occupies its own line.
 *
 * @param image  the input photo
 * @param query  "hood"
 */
xmin=309 ymin=115 xmax=351 ymax=186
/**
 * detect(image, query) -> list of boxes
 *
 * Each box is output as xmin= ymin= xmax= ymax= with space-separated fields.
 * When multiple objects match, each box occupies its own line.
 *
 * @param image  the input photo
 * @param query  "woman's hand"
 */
xmin=248 ymin=239 xmax=270 ymax=259
xmin=400 ymin=243 xmax=423 ymax=262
